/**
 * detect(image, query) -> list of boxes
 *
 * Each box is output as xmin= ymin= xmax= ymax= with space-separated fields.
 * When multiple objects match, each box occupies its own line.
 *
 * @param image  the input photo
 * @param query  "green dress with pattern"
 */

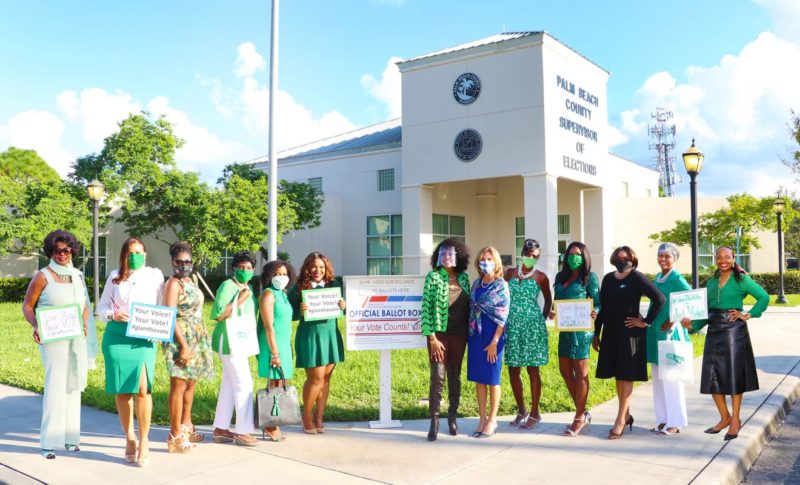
xmin=504 ymin=276 xmax=549 ymax=367
xmin=555 ymin=272 xmax=601 ymax=360
xmin=163 ymin=279 xmax=215 ymax=381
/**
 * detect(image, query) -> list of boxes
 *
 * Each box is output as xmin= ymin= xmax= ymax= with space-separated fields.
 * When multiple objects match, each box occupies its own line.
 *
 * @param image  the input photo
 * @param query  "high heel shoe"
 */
xmin=167 ymin=433 xmax=193 ymax=453
xmin=124 ymin=440 xmax=136 ymax=464
xmin=626 ymin=414 xmax=634 ymax=431
xmin=609 ymin=415 xmax=633 ymax=440
xmin=564 ymin=416 xmax=588 ymax=437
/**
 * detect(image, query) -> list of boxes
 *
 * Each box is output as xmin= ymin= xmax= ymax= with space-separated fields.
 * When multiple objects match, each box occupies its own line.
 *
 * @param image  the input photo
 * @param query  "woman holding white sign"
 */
xmin=692 ymin=246 xmax=768 ymax=441
xmin=290 ymin=251 xmax=347 ymax=435
xmin=22 ymin=230 xmax=90 ymax=460
xmin=593 ymin=246 xmax=665 ymax=440
xmin=645 ymin=242 xmax=693 ymax=436
xmin=550 ymin=241 xmax=600 ymax=437
xmin=420 ymin=238 xmax=471 ymax=441
xmin=467 ymin=246 xmax=510 ymax=438
xmin=504 ymin=239 xmax=552 ymax=430
xmin=162 ymin=242 xmax=214 ymax=452
xmin=99 ymin=237 xmax=165 ymax=466
xmin=210 ymin=250 xmax=260 ymax=447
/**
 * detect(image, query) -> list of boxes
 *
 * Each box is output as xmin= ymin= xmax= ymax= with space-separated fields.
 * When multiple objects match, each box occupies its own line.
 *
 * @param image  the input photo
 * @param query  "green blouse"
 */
xmin=646 ymin=270 xmax=692 ymax=364
xmin=420 ymin=268 xmax=471 ymax=336
xmin=692 ymin=273 xmax=769 ymax=331
xmin=210 ymin=279 xmax=259 ymax=355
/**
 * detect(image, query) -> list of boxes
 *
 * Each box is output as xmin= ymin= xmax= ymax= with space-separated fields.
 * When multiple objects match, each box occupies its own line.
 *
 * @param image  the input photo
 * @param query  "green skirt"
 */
xmin=295 ymin=319 xmax=345 ymax=369
xmin=101 ymin=321 xmax=156 ymax=394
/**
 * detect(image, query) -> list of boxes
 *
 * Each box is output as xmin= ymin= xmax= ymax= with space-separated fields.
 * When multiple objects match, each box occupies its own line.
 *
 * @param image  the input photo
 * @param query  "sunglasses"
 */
xmin=173 ymin=259 xmax=192 ymax=265
xmin=53 ymin=247 xmax=72 ymax=255
xmin=524 ymin=240 xmax=541 ymax=249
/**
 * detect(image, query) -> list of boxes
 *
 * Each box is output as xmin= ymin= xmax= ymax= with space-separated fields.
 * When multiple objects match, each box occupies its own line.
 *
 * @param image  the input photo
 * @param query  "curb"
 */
xmin=691 ymin=358 xmax=800 ymax=484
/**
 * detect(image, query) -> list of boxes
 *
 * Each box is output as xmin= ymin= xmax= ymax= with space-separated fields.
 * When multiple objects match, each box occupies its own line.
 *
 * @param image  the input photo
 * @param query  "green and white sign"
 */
xmin=36 ymin=304 xmax=83 ymax=343
xmin=669 ymin=288 xmax=708 ymax=323
xmin=302 ymin=287 xmax=343 ymax=322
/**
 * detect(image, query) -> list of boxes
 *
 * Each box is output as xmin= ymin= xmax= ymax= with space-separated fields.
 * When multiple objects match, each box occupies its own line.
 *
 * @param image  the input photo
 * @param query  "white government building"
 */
xmin=0 ymin=32 xmax=782 ymax=281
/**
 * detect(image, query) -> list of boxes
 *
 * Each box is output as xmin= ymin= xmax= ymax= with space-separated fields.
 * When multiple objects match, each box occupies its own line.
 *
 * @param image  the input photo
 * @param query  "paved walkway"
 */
xmin=1 ymin=308 xmax=798 ymax=485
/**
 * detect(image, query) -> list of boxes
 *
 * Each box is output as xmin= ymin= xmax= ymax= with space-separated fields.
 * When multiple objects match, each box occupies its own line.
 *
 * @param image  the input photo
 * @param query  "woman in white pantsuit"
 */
xmin=22 ymin=230 xmax=90 ymax=459
xmin=645 ymin=243 xmax=692 ymax=435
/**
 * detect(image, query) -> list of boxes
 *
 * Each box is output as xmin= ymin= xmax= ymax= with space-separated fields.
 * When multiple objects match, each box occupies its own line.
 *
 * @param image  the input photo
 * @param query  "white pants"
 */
xmin=213 ymin=353 xmax=254 ymax=434
xmin=40 ymin=341 xmax=82 ymax=449
xmin=652 ymin=364 xmax=688 ymax=428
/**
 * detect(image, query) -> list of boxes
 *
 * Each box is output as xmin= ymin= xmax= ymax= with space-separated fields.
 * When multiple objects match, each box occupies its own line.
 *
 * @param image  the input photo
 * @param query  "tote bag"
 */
xmin=255 ymin=368 xmax=302 ymax=427
xmin=225 ymin=290 xmax=260 ymax=357
xmin=657 ymin=325 xmax=694 ymax=383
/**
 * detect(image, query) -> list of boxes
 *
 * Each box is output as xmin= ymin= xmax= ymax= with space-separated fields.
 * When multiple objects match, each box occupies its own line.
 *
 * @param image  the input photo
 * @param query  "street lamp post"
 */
xmin=682 ymin=139 xmax=704 ymax=289
xmin=86 ymin=179 xmax=105 ymax=315
xmin=774 ymin=197 xmax=788 ymax=304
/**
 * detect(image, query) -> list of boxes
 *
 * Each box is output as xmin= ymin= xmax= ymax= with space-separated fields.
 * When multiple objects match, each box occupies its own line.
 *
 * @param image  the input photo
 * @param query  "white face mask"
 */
xmin=271 ymin=275 xmax=289 ymax=290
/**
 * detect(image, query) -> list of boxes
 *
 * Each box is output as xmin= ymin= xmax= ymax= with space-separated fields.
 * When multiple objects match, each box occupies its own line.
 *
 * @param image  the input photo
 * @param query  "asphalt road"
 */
xmin=742 ymin=398 xmax=800 ymax=484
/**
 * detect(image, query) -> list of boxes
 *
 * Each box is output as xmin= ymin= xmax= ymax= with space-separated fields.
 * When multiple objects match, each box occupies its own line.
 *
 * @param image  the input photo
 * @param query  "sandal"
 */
xmin=65 ymin=444 xmax=80 ymax=452
xmin=233 ymin=433 xmax=259 ymax=447
xmin=41 ymin=449 xmax=56 ymax=459
xmin=124 ymin=440 xmax=137 ymax=463
xmin=212 ymin=428 xmax=235 ymax=443
xmin=137 ymin=443 xmax=150 ymax=467
xmin=167 ymin=432 xmax=193 ymax=453
xmin=659 ymin=427 xmax=680 ymax=436
xmin=519 ymin=415 xmax=540 ymax=430
xmin=650 ymin=423 xmax=666 ymax=433
xmin=262 ymin=428 xmax=287 ymax=442
xmin=509 ymin=412 xmax=528 ymax=427
xmin=563 ymin=416 xmax=588 ymax=437
xmin=182 ymin=424 xmax=204 ymax=443
xmin=312 ymin=412 xmax=325 ymax=434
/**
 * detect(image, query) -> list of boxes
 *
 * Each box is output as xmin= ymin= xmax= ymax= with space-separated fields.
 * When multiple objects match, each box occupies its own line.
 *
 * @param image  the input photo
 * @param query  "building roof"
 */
xmin=397 ymin=31 xmax=608 ymax=74
xmin=247 ymin=118 xmax=401 ymax=166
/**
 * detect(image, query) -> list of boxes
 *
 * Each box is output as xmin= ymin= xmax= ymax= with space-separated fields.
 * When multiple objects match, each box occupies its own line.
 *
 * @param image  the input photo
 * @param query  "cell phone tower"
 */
xmin=649 ymin=107 xmax=680 ymax=197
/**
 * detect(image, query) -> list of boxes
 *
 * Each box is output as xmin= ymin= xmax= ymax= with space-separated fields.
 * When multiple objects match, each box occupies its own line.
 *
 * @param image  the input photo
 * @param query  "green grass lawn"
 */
xmin=0 ymin=302 xmax=705 ymax=425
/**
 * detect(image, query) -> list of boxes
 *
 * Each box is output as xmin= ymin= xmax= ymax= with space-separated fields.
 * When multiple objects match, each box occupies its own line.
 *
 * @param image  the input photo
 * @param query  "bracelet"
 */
xmin=271 ymin=354 xmax=280 ymax=359
xmin=491 ymin=338 xmax=499 ymax=344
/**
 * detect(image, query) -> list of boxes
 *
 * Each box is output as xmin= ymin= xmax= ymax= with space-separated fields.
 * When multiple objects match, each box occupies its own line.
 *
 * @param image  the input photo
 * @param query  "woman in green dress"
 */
xmin=504 ymin=239 xmax=552 ymax=430
xmin=694 ymin=246 xmax=769 ymax=441
xmin=289 ymin=251 xmax=347 ymax=435
xmin=257 ymin=259 xmax=296 ymax=442
xmin=162 ymin=242 xmax=214 ymax=453
xmin=550 ymin=241 xmax=600 ymax=437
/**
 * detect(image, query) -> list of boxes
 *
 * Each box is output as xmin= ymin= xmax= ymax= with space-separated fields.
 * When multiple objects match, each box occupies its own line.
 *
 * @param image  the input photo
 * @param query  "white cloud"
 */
xmin=235 ymin=41 xmax=266 ymax=79
xmin=754 ymin=0 xmax=800 ymax=42
xmin=1 ymin=111 xmax=73 ymax=177
xmin=147 ymin=96 xmax=255 ymax=173
xmin=360 ymin=56 xmax=403 ymax=119
xmin=56 ymin=88 xmax=141 ymax=147
xmin=611 ymin=30 xmax=800 ymax=196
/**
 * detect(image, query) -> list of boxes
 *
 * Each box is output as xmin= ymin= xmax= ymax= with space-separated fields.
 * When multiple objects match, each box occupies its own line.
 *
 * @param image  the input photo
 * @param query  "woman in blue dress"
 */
xmin=467 ymin=246 xmax=510 ymax=438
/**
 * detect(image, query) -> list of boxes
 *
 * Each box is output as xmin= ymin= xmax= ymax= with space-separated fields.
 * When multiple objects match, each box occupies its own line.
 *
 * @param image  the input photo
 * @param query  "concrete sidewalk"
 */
xmin=1 ymin=308 xmax=798 ymax=485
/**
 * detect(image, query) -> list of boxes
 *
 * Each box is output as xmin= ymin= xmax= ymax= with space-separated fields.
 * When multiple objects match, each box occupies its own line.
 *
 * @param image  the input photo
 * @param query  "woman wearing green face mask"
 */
xmin=549 ymin=241 xmax=599 ymax=437
xmin=210 ymin=250 xmax=260 ymax=447
xmin=503 ymin=239 xmax=552 ymax=430
xmin=99 ymin=237 xmax=165 ymax=466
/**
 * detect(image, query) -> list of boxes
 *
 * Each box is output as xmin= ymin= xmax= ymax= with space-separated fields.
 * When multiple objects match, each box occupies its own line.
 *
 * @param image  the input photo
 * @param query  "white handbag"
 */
xmin=225 ymin=290 xmax=260 ymax=357
xmin=657 ymin=325 xmax=694 ymax=383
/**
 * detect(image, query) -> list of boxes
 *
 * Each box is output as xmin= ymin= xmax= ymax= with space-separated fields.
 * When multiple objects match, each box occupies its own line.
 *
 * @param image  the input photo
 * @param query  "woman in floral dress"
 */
xmin=504 ymin=239 xmax=552 ymax=430
xmin=162 ymin=242 xmax=214 ymax=453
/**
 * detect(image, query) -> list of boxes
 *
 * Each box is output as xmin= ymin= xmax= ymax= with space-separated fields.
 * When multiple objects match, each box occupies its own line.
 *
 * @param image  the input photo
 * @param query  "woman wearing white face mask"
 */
xmin=467 ymin=246 xmax=510 ymax=438
xmin=257 ymin=260 xmax=296 ymax=442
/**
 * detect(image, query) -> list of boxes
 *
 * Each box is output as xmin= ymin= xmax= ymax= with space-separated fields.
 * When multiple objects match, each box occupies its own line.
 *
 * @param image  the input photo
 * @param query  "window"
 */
xmin=698 ymin=240 xmax=750 ymax=272
xmin=377 ymin=169 xmax=395 ymax=192
xmin=557 ymin=214 xmax=571 ymax=261
xmin=515 ymin=217 xmax=525 ymax=265
xmin=432 ymin=214 xmax=465 ymax=246
xmin=308 ymin=177 xmax=323 ymax=194
xmin=367 ymin=214 xmax=402 ymax=275
xmin=621 ymin=181 xmax=629 ymax=197
xmin=204 ymin=249 xmax=234 ymax=277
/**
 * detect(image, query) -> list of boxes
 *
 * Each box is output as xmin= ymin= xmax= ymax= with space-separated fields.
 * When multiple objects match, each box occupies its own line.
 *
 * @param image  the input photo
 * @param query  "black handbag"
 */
xmin=255 ymin=367 xmax=302 ymax=428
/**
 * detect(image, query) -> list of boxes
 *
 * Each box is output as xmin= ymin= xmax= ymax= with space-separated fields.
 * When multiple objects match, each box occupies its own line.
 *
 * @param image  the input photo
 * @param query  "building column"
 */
xmin=475 ymin=180 xmax=497 ymax=256
xmin=522 ymin=173 xmax=559 ymax=279
xmin=581 ymin=187 xmax=612 ymax=275
xmin=401 ymin=184 xmax=433 ymax=275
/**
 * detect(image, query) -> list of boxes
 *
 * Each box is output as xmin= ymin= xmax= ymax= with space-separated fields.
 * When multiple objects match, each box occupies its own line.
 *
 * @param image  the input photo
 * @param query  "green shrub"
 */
xmin=0 ymin=278 xmax=29 ymax=302
xmin=641 ymin=271 xmax=800 ymax=294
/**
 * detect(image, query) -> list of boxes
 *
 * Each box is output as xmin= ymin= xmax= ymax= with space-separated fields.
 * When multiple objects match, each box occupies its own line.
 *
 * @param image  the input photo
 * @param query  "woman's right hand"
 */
xmin=680 ymin=317 xmax=692 ymax=330
xmin=660 ymin=321 xmax=674 ymax=332
xmin=300 ymin=302 xmax=309 ymax=312
xmin=270 ymin=354 xmax=281 ymax=368
xmin=548 ymin=310 xmax=556 ymax=320
xmin=113 ymin=310 xmax=130 ymax=322
xmin=591 ymin=336 xmax=600 ymax=352
xmin=32 ymin=327 xmax=41 ymax=345
xmin=429 ymin=338 xmax=445 ymax=363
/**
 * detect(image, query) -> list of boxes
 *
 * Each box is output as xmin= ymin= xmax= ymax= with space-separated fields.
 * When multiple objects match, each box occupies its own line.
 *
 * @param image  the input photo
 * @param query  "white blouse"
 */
xmin=98 ymin=267 xmax=165 ymax=322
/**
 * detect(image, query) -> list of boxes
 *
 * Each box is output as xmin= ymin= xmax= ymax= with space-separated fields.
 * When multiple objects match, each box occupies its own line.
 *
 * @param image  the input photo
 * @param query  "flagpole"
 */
xmin=268 ymin=0 xmax=279 ymax=261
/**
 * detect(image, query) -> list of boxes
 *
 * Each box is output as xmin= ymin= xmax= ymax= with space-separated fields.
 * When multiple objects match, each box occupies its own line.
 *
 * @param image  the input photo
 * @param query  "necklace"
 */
xmin=656 ymin=270 xmax=672 ymax=284
xmin=517 ymin=265 xmax=535 ymax=280
xmin=481 ymin=277 xmax=495 ymax=288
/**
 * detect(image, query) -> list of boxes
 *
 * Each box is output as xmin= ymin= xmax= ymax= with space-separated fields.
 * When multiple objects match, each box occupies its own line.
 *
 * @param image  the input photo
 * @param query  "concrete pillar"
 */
xmin=401 ymin=184 xmax=434 ymax=275
xmin=582 ymin=187 xmax=612 ymax=275
xmin=475 ymin=179 xmax=497 ymax=256
xmin=522 ymin=173 xmax=559 ymax=279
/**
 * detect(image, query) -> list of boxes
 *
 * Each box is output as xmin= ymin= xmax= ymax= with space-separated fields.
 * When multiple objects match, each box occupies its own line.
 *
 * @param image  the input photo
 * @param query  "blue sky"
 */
xmin=1 ymin=0 xmax=798 ymax=196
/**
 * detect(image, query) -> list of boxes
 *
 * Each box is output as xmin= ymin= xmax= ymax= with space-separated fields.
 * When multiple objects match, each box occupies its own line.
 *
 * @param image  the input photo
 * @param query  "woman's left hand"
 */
xmin=177 ymin=347 xmax=193 ymax=367
xmin=484 ymin=341 xmax=498 ymax=363
xmin=338 ymin=299 xmax=346 ymax=310
xmin=625 ymin=316 xmax=648 ymax=328
xmin=728 ymin=309 xmax=750 ymax=321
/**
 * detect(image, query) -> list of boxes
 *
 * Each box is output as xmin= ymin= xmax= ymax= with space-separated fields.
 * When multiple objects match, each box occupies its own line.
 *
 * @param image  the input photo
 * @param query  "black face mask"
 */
xmin=173 ymin=264 xmax=193 ymax=278
xmin=614 ymin=260 xmax=633 ymax=272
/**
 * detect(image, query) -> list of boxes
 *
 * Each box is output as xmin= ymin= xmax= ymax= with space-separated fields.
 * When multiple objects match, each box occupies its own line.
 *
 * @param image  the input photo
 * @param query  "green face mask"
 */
xmin=234 ymin=269 xmax=254 ymax=283
xmin=521 ymin=256 xmax=538 ymax=268
xmin=129 ymin=253 xmax=146 ymax=270
xmin=566 ymin=254 xmax=583 ymax=270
